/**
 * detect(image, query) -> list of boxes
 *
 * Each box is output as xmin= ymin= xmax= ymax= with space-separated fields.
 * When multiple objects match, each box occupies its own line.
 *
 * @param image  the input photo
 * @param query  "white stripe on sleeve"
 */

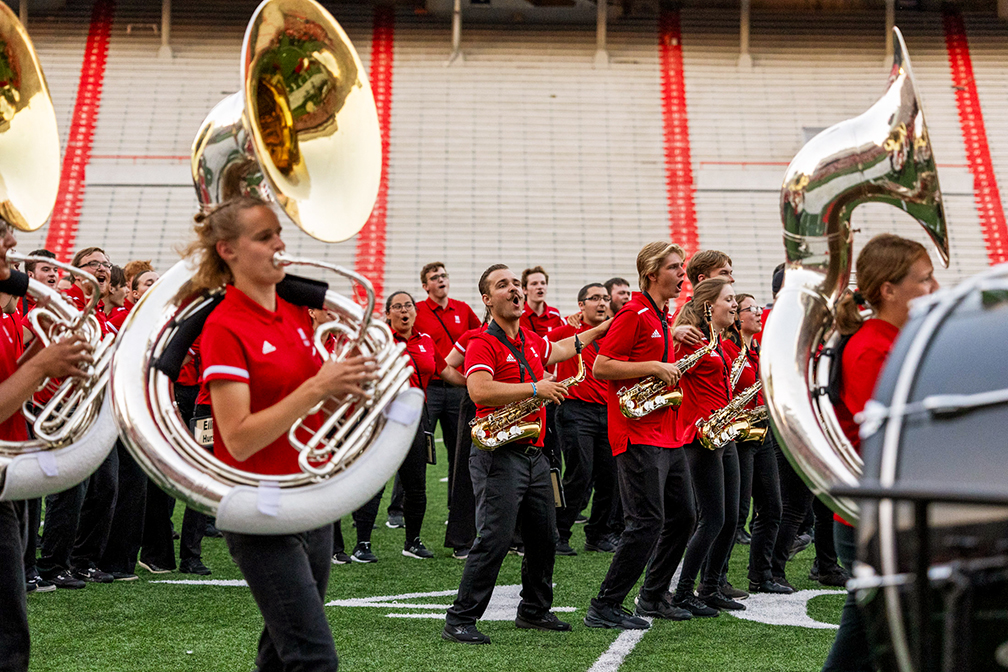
xmin=203 ymin=365 xmax=250 ymax=381
xmin=465 ymin=363 xmax=494 ymax=378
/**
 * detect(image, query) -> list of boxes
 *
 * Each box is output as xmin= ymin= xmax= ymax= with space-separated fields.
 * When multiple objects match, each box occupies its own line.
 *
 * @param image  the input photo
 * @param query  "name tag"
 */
xmin=189 ymin=415 xmax=214 ymax=447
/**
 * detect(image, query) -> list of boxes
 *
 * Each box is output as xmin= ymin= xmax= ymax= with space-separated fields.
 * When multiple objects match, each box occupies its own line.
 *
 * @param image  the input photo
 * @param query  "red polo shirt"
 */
xmin=201 ymin=286 xmax=323 ymax=476
xmin=0 ymin=311 xmax=28 ymax=441
xmin=452 ymin=325 xmax=487 ymax=357
xmin=107 ymin=305 xmax=129 ymax=333
xmin=178 ymin=334 xmax=201 ymax=387
xmin=835 ymin=318 xmax=899 ymax=454
xmin=397 ymin=330 xmax=445 ymax=391
xmin=674 ymin=333 xmax=733 ymax=446
xmin=464 ymin=324 xmax=552 ymax=448
xmin=549 ymin=322 xmax=605 ymax=405
xmin=753 ymin=306 xmax=771 ymax=346
xmin=520 ymin=302 xmax=564 ymax=338
xmin=723 ymin=340 xmax=763 ymax=408
xmin=63 ymin=283 xmax=110 ymax=336
xmin=598 ymin=292 xmax=678 ymax=454
xmin=414 ymin=296 xmax=481 ymax=363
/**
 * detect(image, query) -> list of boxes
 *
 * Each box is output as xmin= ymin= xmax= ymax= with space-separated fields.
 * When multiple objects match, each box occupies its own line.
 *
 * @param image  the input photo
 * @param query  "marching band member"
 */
xmin=684 ymin=250 xmax=735 ymax=287
xmin=0 ymin=220 xmax=93 ymax=672
xmin=520 ymin=266 xmax=564 ymax=338
xmin=585 ymin=242 xmax=696 ymax=630
xmin=442 ymin=264 xmax=607 ymax=645
xmin=821 ymin=234 xmax=938 ymax=672
xmin=414 ymin=262 xmax=481 ymax=514
xmin=350 ymin=291 xmax=464 ymax=562
xmin=550 ymin=283 xmax=618 ymax=556
xmin=670 ymin=277 xmax=743 ymax=615
xmin=188 ymin=196 xmax=378 ymax=671
xmin=603 ymin=277 xmax=632 ymax=316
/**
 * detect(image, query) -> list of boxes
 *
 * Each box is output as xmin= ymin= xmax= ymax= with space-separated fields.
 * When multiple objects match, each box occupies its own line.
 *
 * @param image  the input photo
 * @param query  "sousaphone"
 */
xmin=109 ymin=0 xmax=422 ymax=534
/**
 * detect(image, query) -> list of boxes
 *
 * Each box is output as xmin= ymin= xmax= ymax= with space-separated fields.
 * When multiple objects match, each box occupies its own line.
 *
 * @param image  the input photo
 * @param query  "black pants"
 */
xmin=747 ymin=433 xmax=782 ymax=582
xmin=554 ymin=399 xmax=616 ymax=545
xmin=21 ymin=498 xmax=40 ymax=575
xmin=224 ymin=524 xmax=338 ymax=672
xmin=736 ymin=440 xmax=754 ymax=535
xmin=354 ymin=420 xmax=428 ymax=546
xmin=445 ymin=445 xmax=556 ymax=626
xmin=822 ymin=522 xmax=873 ymax=672
xmin=595 ymin=444 xmax=695 ymax=607
xmin=177 ymin=386 xmax=206 ymax=563
xmin=0 ymin=501 xmax=28 ymax=672
xmin=37 ymin=446 xmax=119 ymax=576
xmin=444 ymin=392 xmax=477 ymax=551
xmin=99 ymin=440 xmax=148 ymax=574
xmin=140 ymin=483 xmax=176 ymax=569
xmin=425 ymin=383 xmax=464 ymax=507
xmin=770 ymin=441 xmax=815 ymax=579
xmin=676 ymin=439 xmax=739 ymax=595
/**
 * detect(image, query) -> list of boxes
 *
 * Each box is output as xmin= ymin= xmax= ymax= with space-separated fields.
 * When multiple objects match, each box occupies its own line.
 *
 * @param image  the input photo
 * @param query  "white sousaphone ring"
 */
xmin=107 ymin=0 xmax=421 ymax=535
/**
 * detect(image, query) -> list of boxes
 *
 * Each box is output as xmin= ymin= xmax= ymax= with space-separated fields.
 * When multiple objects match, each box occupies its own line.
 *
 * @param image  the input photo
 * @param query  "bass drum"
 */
xmin=856 ymin=262 xmax=1008 ymax=672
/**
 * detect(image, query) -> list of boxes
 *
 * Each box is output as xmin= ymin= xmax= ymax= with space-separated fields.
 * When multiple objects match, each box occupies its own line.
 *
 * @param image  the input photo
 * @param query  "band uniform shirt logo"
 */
xmin=262 ymin=340 xmax=277 ymax=355
xmin=651 ymin=329 xmax=662 ymax=339
xmin=506 ymin=353 xmax=516 ymax=363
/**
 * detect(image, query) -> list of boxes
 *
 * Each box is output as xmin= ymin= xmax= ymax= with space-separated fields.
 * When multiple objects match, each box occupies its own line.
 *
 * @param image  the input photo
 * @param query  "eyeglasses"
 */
xmin=583 ymin=295 xmax=609 ymax=303
xmin=427 ymin=273 xmax=448 ymax=282
xmin=739 ymin=306 xmax=763 ymax=315
xmin=389 ymin=302 xmax=415 ymax=312
xmin=81 ymin=260 xmax=111 ymax=270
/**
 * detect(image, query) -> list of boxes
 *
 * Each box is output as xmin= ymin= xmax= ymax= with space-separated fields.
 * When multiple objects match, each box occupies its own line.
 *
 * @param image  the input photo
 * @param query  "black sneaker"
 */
xmin=575 ymin=513 xmax=589 ymax=525
xmin=749 ymin=578 xmax=794 ymax=594
xmin=109 ymin=571 xmax=139 ymax=582
xmin=47 ymin=569 xmax=85 ymax=590
xmin=26 ymin=570 xmax=56 ymax=593
xmin=403 ymin=538 xmax=434 ymax=559
xmin=386 ymin=513 xmax=405 ymax=529
xmin=634 ymin=593 xmax=691 ymax=621
xmin=203 ymin=523 xmax=224 ymax=539
xmin=180 ymin=559 xmax=212 ymax=576
xmin=138 ymin=560 xmax=172 ymax=574
xmin=352 ymin=541 xmax=377 ymax=563
xmin=584 ymin=536 xmax=617 ymax=553
xmin=442 ymin=623 xmax=490 ymax=644
xmin=332 ymin=551 xmax=352 ymax=565
xmin=452 ymin=547 xmax=470 ymax=560
xmin=771 ymin=575 xmax=796 ymax=591
xmin=671 ymin=593 xmax=720 ymax=618
xmin=789 ymin=532 xmax=812 ymax=559
xmin=555 ymin=539 xmax=577 ymax=556
xmin=508 ymin=544 xmax=525 ymax=557
xmin=720 ymin=581 xmax=749 ymax=600
xmin=698 ymin=589 xmax=746 ymax=611
xmin=584 ymin=600 xmax=650 ymax=630
xmin=72 ymin=565 xmax=113 ymax=584
xmin=735 ymin=529 xmax=752 ymax=545
xmin=515 ymin=611 xmax=572 ymax=631
xmin=811 ymin=567 xmax=851 ymax=587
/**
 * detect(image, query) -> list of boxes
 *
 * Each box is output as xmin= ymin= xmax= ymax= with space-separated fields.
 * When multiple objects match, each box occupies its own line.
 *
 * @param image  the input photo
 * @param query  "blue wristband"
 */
xmin=531 ymin=381 xmax=537 ymax=398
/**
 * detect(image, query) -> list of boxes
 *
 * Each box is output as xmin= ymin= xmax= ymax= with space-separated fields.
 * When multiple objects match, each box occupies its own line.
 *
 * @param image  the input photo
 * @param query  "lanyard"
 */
xmin=486 ymin=320 xmax=537 ymax=383
xmin=642 ymin=292 xmax=669 ymax=363
xmin=431 ymin=305 xmax=456 ymax=343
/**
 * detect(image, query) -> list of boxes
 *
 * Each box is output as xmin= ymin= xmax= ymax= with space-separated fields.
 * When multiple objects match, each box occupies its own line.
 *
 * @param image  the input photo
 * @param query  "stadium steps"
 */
xmin=680 ymin=8 xmax=990 ymax=300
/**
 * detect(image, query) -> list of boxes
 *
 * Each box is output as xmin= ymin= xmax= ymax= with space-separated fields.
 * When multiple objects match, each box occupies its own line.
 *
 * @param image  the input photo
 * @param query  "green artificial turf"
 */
xmin=27 ymin=438 xmax=844 ymax=672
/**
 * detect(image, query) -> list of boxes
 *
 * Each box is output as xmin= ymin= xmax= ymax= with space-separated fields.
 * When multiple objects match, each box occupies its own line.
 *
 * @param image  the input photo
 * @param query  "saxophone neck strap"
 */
xmin=486 ymin=320 xmax=538 ymax=383
xmin=642 ymin=291 xmax=669 ymax=363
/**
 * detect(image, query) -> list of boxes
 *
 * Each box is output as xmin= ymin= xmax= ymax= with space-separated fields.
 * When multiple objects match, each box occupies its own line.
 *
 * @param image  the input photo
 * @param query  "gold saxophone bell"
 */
xmin=109 ymin=0 xmax=421 ymax=535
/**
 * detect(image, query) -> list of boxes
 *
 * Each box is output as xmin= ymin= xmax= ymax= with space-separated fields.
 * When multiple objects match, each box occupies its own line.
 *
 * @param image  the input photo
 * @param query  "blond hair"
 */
xmin=637 ymin=242 xmax=685 ymax=292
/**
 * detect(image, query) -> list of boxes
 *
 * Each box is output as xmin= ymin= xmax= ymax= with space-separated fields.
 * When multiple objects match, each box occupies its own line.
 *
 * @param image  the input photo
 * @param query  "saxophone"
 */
xmin=729 ymin=339 xmax=748 ymax=390
xmin=695 ymin=380 xmax=764 ymax=450
xmin=618 ymin=304 xmax=718 ymax=419
xmin=470 ymin=347 xmax=586 ymax=451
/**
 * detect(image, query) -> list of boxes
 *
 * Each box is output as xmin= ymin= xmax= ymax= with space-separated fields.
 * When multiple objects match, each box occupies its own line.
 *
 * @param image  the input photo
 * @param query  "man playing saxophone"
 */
xmin=584 ymin=241 xmax=698 ymax=630
xmin=442 ymin=264 xmax=608 ymax=645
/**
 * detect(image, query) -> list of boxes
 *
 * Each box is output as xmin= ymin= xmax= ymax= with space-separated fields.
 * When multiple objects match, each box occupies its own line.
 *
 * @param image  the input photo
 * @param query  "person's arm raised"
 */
xmin=545 ymin=319 xmax=611 ymax=367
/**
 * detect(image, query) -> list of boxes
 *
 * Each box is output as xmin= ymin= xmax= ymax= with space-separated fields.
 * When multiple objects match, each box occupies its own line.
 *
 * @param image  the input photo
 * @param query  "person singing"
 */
xmin=670 ymin=277 xmax=743 ymax=615
xmin=585 ymin=242 xmax=697 ymax=630
xmin=442 ymin=264 xmax=607 ymax=645
xmin=188 ymin=196 xmax=377 ymax=671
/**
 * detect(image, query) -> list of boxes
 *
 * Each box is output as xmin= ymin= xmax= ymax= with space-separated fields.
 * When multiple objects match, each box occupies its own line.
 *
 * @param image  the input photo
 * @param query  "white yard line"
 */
xmin=586 ymin=622 xmax=652 ymax=672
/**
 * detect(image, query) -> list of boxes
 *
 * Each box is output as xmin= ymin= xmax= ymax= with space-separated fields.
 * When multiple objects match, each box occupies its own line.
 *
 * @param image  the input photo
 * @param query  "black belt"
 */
xmin=508 ymin=443 xmax=541 ymax=456
xmin=427 ymin=379 xmax=452 ymax=388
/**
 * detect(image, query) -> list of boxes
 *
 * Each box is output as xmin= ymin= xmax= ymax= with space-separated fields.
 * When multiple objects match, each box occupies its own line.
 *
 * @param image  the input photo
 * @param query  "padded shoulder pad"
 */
xmin=276 ymin=274 xmax=328 ymax=310
xmin=152 ymin=294 xmax=225 ymax=381
xmin=0 ymin=270 xmax=30 ymax=297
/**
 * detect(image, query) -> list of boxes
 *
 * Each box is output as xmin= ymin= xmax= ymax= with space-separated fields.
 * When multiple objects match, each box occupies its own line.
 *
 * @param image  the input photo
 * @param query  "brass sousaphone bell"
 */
xmin=0 ymin=3 xmax=118 ymax=501
xmin=109 ymin=0 xmax=422 ymax=534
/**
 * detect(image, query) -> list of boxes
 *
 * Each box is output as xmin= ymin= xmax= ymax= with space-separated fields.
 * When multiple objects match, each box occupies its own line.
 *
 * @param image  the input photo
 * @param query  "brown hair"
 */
xmin=123 ymin=259 xmax=153 ymax=285
xmin=478 ymin=264 xmax=510 ymax=298
xmin=420 ymin=261 xmax=446 ymax=285
xmin=71 ymin=246 xmax=107 ymax=268
xmin=521 ymin=266 xmax=549 ymax=289
xmin=637 ymin=242 xmax=685 ymax=292
xmin=673 ymin=277 xmax=733 ymax=332
xmin=732 ymin=292 xmax=757 ymax=346
xmin=24 ymin=249 xmax=55 ymax=274
xmin=109 ymin=265 xmax=125 ymax=289
xmin=173 ymin=196 xmax=266 ymax=303
xmin=835 ymin=234 xmax=929 ymax=336
xmin=686 ymin=250 xmax=732 ymax=287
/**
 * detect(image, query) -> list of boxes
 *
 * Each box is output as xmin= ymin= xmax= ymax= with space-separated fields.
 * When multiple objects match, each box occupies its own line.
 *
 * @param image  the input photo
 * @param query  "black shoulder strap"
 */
xmin=825 ymin=333 xmax=855 ymax=406
xmin=486 ymin=320 xmax=538 ymax=383
xmin=642 ymin=292 xmax=669 ymax=363
xmin=431 ymin=307 xmax=456 ymax=343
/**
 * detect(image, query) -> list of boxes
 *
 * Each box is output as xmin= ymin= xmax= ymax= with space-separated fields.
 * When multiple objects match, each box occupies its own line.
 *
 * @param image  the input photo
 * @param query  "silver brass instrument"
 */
xmin=470 ymin=345 xmax=585 ymax=450
xmin=109 ymin=0 xmax=421 ymax=534
xmin=728 ymin=340 xmax=748 ymax=390
xmin=0 ymin=5 xmax=118 ymax=501
xmin=695 ymin=380 xmax=763 ymax=451
xmin=760 ymin=27 xmax=949 ymax=524
xmin=618 ymin=304 xmax=717 ymax=419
